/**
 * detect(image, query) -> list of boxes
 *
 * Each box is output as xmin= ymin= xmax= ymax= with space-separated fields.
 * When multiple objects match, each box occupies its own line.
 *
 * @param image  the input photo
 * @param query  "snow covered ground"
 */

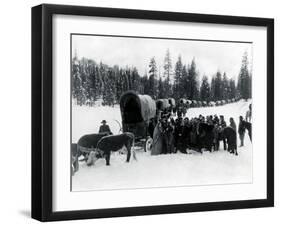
xmin=71 ymin=100 xmax=252 ymax=191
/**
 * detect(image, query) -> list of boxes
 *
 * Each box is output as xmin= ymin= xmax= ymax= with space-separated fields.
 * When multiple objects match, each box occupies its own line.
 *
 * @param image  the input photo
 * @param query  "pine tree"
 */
xmin=163 ymin=49 xmax=172 ymax=97
xmin=173 ymin=55 xmax=183 ymax=100
xmin=229 ymin=78 xmax=236 ymax=99
xmin=148 ymin=57 xmax=158 ymax=99
xmin=187 ymin=58 xmax=199 ymax=100
xmin=182 ymin=65 xmax=189 ymax=98
xmin=222 ymin=72 xmax=229 ymax=100
xmin=72 ymin=56 xmax=82 ymax=105
xmin=142 ymin=72 xmax=150 ymax=95
xmin=158 ymin=77 xmax=165 ymax=99
xmin=238 ymin=52 xmax=251 ymax=100
xmin=102 ymin=68 xmax=116 ymax=106
xmin=210 ymin=76 xmax=216 ymax=101
xmin=214 ymin=71 xmax=222 ymax=100
xmin=200 ymin=75 xmax=211 ymax=101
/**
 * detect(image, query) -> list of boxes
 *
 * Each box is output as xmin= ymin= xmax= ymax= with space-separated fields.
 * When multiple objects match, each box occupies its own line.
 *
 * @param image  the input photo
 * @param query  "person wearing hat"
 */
xmin=238 ymin=116 xmax=246 ymax=147
xmin=99 ymin=120 xmax=112 ymax=135
xmin=229 ymin=117 xmax=237 ymax=132
xmin=246 ymin=104 xmax=252 ymax=122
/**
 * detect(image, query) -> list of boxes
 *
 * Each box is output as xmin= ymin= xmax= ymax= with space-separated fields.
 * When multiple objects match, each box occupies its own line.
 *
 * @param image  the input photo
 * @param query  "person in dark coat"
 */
xmin=213 ymin=115 xmax=219 ymax=125
xmin=229 ymin=117 xmax=237 ymax=132
xmin=98 ymin=120 xmax=112 ymax=134
xmin=219 ymin=115 xmax=227 ymax=128
xmin=174 ymin=117 xmax=186 ymax=153
xmin=243 ymin=121 xmax=252 ymax=142
xmin=224 ymin=127 xmax=238 ymax=155
xmin=148 ymin=118 xmax=156 ymax=138
xmin=161 ymin=117 xmax=175 ymax=154
xmin=198 ymin=122 xmax=214 ymax=152
xmin=218 ymin=115 xmax=227 ymax=150
xmin=246 ymin=104 xmax=252 ymax=122
xmin=190 ymin=119 xmax=198 ymax=150
xmin=183 ymin=117 xmax=192 ymax=150
xmin=238 ymin=116 xmax=246 ymax=147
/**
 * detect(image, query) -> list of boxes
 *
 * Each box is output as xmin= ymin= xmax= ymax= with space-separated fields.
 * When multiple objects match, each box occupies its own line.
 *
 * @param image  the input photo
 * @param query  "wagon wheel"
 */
xmin=144 ymin=137 xmax=153 ymax=152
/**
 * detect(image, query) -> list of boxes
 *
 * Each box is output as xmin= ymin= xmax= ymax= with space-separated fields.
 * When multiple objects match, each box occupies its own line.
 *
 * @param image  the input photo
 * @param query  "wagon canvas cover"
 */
xmin=120 ymin=91 xmax=156 ymax=123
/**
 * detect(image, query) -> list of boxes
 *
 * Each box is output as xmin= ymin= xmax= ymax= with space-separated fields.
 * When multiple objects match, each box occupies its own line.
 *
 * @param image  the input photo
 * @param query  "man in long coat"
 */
xmin=151 ymin=121 xmax=165 ymax=155
xmin=238 ymin=116 xmax=246 ymax=147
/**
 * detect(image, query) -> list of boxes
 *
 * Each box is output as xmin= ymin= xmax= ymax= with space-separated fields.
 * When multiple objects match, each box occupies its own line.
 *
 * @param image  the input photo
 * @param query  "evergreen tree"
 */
xmin=182 ymin=65 xmax=189 ymax=98
xmin=173 ymin=55 xmax=183 ymax=100
xmin=222 ymin=72 xmax=229 ymax=100
xmin=237 ymin=52 xmax=251 ymax=100
xmin=214 ymin=71 xmax=222 ymax=100
xmin=102 ymin=68 xmax=116 ymax=106
xmin=229 ymin=78 xmax=236 ymax=99
xmin=210 ymin=76 xmax=216 ymax=101
xmin=142 ymin=72 xmax=150 ymax=95
xmin=72 ymin=56 xmax=82 ymax=105
xmin=158 ymin=77 xmax=165 ymax=99
xmin=200 ymin=75 xmax=211 ymax=101
xmin=187 ymin=58 xmax=199 ymax=100
xmin=163 ymin=49 xmax=173 ymax=97
xmin=148 ymin=57 xmax=158 ymax=99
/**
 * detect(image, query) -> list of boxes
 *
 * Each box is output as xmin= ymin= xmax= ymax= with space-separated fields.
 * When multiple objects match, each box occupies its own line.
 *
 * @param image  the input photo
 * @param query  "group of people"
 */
xmin=97 ymin=104 xmax=252 ymax=156
xmin=151 ymin=104 xmax=252 ymax=156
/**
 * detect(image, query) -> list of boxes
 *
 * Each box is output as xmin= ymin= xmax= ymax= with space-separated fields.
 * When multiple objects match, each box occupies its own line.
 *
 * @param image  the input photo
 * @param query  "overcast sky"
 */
xmin=72 ymin=34 xmax=252 ymax=82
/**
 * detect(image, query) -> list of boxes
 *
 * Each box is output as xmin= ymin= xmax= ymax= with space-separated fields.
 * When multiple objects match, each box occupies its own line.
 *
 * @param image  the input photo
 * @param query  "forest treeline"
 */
xmin=72 ymin=49 xmax=252 ymax=106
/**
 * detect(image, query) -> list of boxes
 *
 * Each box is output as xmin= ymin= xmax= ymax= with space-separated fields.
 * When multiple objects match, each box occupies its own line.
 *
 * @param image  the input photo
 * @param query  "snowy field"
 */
xmin=72 ymin=100 xmax=252 ymax=191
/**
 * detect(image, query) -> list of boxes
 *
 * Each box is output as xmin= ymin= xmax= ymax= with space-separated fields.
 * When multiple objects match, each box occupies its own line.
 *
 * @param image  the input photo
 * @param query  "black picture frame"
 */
xmin=31 ymin=4 xmax=274 ymax=222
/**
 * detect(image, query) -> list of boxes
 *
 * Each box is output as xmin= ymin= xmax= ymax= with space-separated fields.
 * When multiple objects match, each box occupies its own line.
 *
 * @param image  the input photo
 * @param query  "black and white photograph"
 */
xmin=71 ymin=34 xmax=253 ymax=191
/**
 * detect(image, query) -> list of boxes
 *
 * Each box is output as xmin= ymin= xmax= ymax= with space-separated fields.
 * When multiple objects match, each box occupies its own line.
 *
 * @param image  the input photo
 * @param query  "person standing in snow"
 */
xmin=98 ymin=120 xmax=112 ymax=135
xmin=245 ymin=104 xmax=252 ymax=122
xmin=219 ymin=115 xmax=227 ymax=128
xmin=238 ymin=116 xmax=246 ymax=147
xmin=174 ymin=117 xmax=186 ymax=153
xmin=216 ymin=115 xmax=227 ymax=150
xmin=229 ymin=117 xmax=237 ymax=132
xmin=161 ymin=116 xmax=175 ymax=154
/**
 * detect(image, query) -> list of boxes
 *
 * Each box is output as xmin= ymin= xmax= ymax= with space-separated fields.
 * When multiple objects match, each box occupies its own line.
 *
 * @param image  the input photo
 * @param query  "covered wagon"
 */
xmin=186 ymin=99 xmax=192 ymax=106
xmin=191 ymin=100 xmax=197 ymax=108
xmin=120 ymin=91 xmax=156 ymax=151
xmin=156 ymin=99 xmax=170 ymax=111
xmin=209 ymin=101 xmax=216 ymax=107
